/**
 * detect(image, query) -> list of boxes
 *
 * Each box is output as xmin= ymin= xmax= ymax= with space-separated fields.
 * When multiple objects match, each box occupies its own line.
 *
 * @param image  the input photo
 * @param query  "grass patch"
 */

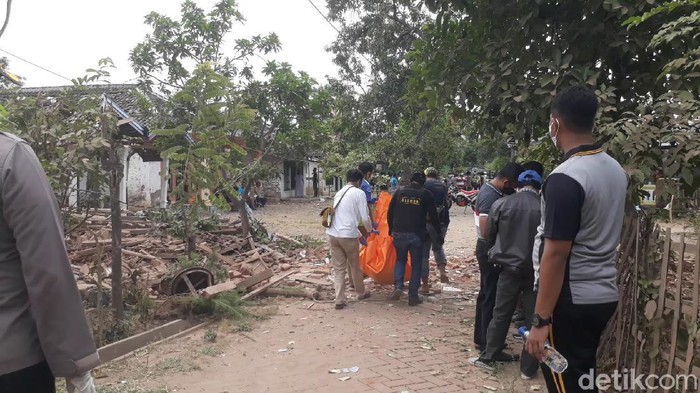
xmin=155 ymin=357 xmax=201 ymax=374
xmin=187 ymin=291 xmax=249 ymax=320
xmin=203 ymin=328 xmax=218 ymax=342
xmin=201 ymin=346 xmax=224 ymax=357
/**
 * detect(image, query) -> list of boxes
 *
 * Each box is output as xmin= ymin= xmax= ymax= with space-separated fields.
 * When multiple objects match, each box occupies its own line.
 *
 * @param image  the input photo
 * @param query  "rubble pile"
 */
xmin=67 ymin=209 xmax=334 ymax=302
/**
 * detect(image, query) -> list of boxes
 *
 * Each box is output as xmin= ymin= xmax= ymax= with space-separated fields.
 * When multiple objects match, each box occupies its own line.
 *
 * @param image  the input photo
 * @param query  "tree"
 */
xmin=154 ymin=63 xmax=255 ymax=255
xmin=326 ymin=0 xmax=428 ymax=125
xmin=1 ymin=59 xmax=137 ymax=318
xmin=597 ymin=1 xmax=700 ymax=203
xmin=130 ymin=0 xmax=280 ymax=96
xmin=241 ymin=61 xmax=333 ymax=160
xmin=132 ymin=0 xmax=283 ymax=246
xmin=412 ymin=1 xmax=677 ymax=149
xmin=0 ymin=61 xmax=113 ymax=213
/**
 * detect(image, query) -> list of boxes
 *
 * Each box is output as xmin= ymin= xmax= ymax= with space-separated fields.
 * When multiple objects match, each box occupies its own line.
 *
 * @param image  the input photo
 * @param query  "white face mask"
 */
xmin=550 ymin=117 xmax=560 ymax=151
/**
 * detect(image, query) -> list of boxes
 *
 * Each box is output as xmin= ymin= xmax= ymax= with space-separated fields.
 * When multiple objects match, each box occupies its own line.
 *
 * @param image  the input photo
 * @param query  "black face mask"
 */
xmin=503 ymin=187 xmax=516 ymax=195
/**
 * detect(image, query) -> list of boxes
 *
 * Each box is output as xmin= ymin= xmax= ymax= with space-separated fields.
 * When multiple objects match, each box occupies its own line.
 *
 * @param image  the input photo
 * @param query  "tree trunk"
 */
xmin=109 ymin=143 xmax=124 ymax=319
xmin=184 ymin=205 xmax=197 ymax=258
xmin=103 ymin=112 xmax=124 ymax=320
xmin=238 ymin=195 xmax=251 ymax=239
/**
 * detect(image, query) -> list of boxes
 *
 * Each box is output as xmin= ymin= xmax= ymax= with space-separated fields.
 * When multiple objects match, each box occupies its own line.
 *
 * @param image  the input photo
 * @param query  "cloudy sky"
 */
xmin=0 ymin=0 xmax=340 ymax=87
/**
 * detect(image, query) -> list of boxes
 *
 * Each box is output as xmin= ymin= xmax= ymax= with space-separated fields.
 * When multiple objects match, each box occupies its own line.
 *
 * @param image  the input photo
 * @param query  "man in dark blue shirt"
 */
xmin=421 ymin=167 xmax=451 ymax=291
xmin=358 ymin=162 xmax=375 ymax=220
xmin=388 ymin=172 xmax=443 ymax=306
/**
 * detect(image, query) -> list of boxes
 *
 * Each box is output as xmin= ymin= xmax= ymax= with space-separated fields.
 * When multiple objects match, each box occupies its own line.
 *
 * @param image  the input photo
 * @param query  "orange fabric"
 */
xmin=359 ymin=191 xmax=412 ymax=284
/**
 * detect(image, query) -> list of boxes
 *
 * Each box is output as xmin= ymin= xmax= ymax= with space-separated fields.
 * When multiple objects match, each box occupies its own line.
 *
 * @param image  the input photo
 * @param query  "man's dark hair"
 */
xmin=358 ymin=162 xmax=374 ymax=175
xmin=380 ymin=184 xmax=388 ymax=191
xmin=522 ymin=161 xmax=544 ymax=176
xmin=410 ymin=171 xmax=426 ymax=185
xmin=346 ymin=169 xmax=364 ymax=183
xmin=497 ymin=162 xmax=525 ymax=183
xmin=551 ymin=85 xmax=599 ymax=133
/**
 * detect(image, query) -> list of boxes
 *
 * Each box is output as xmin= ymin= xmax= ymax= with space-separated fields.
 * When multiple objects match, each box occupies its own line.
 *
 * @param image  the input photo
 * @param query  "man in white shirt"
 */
xmin=327 ymin=169 xmax=373 ymax=309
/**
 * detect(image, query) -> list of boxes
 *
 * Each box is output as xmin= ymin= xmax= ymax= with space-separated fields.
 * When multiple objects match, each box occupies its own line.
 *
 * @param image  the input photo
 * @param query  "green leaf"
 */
xmin=681 ymin=167 xmax=693 ymax=186
xmin=668 ymin=161 xmax=681 ymax=176
xmin=561 ymin=53 xmax=573 ymax=69
xmin=153 ymin=127 xmax=187 ymax=137
xmin=160 ymin=145 xmax=183 ymax=158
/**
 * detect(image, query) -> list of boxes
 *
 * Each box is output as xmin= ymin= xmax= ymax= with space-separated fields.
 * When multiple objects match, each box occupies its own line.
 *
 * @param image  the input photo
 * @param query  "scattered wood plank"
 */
xmin=197 ymin=243 xmax=238 ymax=266
xmin=274 ymin=233 xmax=304 ymax=247
xmin=262 ymin=287 xmax=319 ymax=300
xmin=290 ymin=274 xmax=332 ymax=287
xmin=241 ymin=270 xmax=297 ymax=301
xmin=78 ymin=237 xmax=149 ymax=248
xmin=207 ymin=228 xmax=240 ymax=235
xmin=201 ymin=268 xmax=274 ymax=299
xmin=238 ymin=251 xmax=266 ymax=266
xmin=122 ymin=249 xmax=158 ymax=260
xmin=123 ymin=228 xmax=153 ymax=236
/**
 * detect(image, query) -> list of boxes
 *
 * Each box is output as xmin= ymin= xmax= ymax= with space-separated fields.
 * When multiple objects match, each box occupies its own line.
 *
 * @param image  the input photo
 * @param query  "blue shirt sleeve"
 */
xmin=361 ymin=180 xmax=375 ymax=204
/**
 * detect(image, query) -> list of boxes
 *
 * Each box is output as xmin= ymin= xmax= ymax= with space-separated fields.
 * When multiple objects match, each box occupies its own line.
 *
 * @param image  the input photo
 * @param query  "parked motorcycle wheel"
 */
xmin=455 ymin=195 xmax=467 ymax=207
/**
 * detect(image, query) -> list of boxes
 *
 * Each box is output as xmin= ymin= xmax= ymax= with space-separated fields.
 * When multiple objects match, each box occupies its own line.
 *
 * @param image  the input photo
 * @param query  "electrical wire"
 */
xmin=304 ymin=0 xmax=374 ymax=67
xmin=305 ymin=0 xmax=341 ymax=35
xmin=0 ymin=47 xmax=72 ymax=82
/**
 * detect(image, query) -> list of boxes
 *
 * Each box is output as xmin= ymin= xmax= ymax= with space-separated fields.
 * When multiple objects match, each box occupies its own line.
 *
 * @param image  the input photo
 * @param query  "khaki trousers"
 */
xmin=328 ymin=235 xmax=366 ymax=304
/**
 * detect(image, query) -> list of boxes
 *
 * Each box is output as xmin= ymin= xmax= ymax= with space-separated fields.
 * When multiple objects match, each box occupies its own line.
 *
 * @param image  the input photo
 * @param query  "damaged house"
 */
xmin=1 ymin=84 xmax=170 ymax=209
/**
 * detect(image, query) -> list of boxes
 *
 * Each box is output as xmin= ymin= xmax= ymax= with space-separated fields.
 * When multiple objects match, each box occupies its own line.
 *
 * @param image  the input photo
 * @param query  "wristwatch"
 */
xmin=532 ymin=313 xmax=551 ymax=328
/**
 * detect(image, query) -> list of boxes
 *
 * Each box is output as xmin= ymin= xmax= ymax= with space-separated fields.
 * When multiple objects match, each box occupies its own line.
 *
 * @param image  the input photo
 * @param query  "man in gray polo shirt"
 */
xmin=0 ymin=132 xmax=99 ymax=392
xmin=526 ymin=86 xmax=626 ymax=393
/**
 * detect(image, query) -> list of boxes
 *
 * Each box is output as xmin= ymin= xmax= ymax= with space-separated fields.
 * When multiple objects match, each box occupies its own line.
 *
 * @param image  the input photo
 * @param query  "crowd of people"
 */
xmin=325 ymin=86 xmax=628 ymax=393
xmin=0 ymin=85 xmax=626 ymax=393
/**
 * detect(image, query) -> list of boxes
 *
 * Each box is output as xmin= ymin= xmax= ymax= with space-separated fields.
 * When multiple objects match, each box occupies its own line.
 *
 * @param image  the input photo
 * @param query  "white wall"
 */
xmin=125 ymin=154 xmax=163 ymax=207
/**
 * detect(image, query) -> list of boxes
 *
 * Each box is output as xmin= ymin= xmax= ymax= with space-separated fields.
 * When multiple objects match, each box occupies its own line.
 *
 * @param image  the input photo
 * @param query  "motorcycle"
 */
xmin=449 ymin=186 xmax=479 ymax=209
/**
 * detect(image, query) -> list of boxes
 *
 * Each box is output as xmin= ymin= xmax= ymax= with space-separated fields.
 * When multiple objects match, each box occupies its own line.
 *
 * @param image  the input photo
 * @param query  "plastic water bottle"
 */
xmin=518 ymin=326 xmax=568 ymax=373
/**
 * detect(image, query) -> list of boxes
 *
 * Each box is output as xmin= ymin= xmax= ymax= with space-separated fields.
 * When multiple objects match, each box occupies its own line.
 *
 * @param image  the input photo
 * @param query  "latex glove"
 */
xmin=66 ymin=372 xmax=96 ymax=393
xmin=359 ymin=236 xmax=367 ymax=246
xmin=371 ymin=222 xmax=379 ymax=230
xmin=371 ymin=229 xmax=380 ymax=235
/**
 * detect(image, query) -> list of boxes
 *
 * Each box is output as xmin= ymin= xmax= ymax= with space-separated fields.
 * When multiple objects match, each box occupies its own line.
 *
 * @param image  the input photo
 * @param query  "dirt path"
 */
xmin=254 ymin=199 xmax=479 ymax=258
xmin=96 ymin=201 xmax=544 ymax=392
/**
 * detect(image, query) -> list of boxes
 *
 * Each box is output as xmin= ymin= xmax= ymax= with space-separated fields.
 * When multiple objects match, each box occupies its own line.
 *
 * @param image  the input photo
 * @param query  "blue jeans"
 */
xmin=393 ymin=232 xmax=424 ymax=299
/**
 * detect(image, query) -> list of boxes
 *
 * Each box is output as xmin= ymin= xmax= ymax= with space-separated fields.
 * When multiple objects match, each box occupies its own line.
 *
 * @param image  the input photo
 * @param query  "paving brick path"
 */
xmin=99 ymin=286 xmax=544 ymax=392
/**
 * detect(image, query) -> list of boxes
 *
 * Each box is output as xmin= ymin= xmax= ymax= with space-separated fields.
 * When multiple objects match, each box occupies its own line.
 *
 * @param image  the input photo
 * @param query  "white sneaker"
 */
xmin=521 ymin=372 xmax=535 ymax=380
xmin=468 ymin=356 xmax=495 ymax=372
